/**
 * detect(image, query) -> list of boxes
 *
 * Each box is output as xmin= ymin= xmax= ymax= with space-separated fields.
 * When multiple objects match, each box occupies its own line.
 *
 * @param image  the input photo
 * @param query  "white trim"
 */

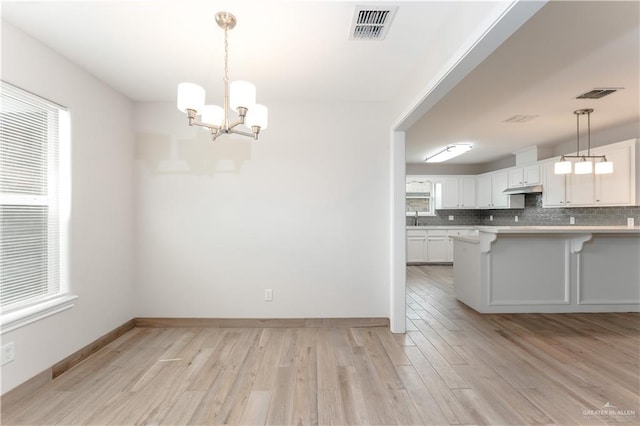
xmin=1 ymin=294 xmax=77 ymax=335
xmin=390 ymin=131 xmax=406 ymax=334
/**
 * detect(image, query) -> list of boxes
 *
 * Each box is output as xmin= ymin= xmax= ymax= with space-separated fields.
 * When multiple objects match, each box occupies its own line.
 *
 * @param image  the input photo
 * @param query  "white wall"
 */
xmin=1 ymin=22 xmax=136 ymax=393
xmin=134 ymin=101 xmax=390 ymax=318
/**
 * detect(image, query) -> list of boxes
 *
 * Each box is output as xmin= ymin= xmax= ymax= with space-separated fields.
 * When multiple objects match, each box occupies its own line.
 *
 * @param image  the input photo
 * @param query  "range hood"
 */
xmin=502 ymin=184 xmax=543 ymax=195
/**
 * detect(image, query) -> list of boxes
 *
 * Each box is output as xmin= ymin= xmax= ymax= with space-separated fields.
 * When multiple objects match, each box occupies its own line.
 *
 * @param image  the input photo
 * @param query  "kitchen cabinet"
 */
xmin=566 ymin=166 xmax=595 ymax=206
xmin=426 ymin=230 xmax=449 ymax=262
xmin=437 ymin=177 xmax=476 ymax=209
xmin=407 ymin=227 xmax=478 ymax=263
xmin=407 ymin=229 xmax=427 ymax=263
xmin=593 ymin=142 xmax=634 ymax=205
xmin=542 ymin=162 xmax=566 ymax=207
xmin=477 ymin=171 xmax=524 ymax=209
xmin=508 ymin=164 xmax=540 ymax=188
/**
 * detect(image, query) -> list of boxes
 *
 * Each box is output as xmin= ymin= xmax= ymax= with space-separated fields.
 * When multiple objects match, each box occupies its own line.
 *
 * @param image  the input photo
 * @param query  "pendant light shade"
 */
xmin=595 ymin=159 xmax=613 ymax=174
xmin=554 ymin=158 xmax=571 ymax=174
xmin=574 ymin=159 xmax=593 ymax=174
xmin=201 ymin=105 xmax=224 ymax=127
xmin=230 ymin=81 xmax=256 ymax=110
xmin=246 ymin=104 xmax=269 ymax=130
xmin=177 ymin=82 xmax=205 ymax=113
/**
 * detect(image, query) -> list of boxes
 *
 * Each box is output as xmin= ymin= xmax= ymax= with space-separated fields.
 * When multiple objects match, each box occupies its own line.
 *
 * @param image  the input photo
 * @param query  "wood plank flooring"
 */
xmin=2 ymin=265 xmax=639 ymax=425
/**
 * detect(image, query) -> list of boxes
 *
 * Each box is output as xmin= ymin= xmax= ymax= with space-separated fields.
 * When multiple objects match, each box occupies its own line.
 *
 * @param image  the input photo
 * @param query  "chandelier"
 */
xmin=554 ymin=109 xmax=613 ymax=175
xmin=177 ymin=12 xmax=268 ymax=140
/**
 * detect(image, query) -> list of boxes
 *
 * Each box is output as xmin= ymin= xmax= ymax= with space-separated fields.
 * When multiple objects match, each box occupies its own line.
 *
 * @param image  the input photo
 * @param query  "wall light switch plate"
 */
xmin=628 ymin=218 xmax=635 ymax=227
xmin=264 ymin=289 xmax=273 ymax=302
xmin=570 ymin=217 xmax=575 ymax=225
xmin=448 ymin=215 xmax=454 ymax=221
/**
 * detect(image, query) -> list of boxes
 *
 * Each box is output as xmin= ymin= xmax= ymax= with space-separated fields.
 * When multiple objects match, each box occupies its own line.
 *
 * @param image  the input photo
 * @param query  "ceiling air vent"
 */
xmin=576 ymin=88 xmax=621 ymax=99
xmin=349 ymin=6 xmax=397 ymax=41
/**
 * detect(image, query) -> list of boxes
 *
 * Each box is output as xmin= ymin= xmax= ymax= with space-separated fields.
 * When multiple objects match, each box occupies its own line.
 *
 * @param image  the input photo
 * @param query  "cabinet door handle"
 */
xmin=596 ymin=199 xmax=600 ymax=202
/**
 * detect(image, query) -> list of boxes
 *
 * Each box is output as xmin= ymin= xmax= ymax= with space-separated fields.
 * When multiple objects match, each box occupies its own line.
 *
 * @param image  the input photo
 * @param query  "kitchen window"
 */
xmin=0 ymin=81 xmax=75 ymax=333
xmin=406 ymin=177 xmax=435 ymax=216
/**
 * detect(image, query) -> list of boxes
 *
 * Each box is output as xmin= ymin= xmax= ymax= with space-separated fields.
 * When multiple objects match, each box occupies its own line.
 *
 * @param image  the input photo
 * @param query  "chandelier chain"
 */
xmin=224 ymin=25 xmax=229 ymax=85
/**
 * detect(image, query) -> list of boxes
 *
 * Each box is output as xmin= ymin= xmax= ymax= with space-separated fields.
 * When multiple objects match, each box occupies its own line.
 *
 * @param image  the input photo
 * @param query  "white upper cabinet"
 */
xmin=477 ymin=171 xmax=523 ymax=209
xmin=508 ymin=165 xmax=541 ymax=188
xmin=491 ymin=170 xmax=510 ymax=208
xmin=476 ymin=174 xmax=492 ymax=208
xmin=459 ymin=177 xmax=477 ymax=208
xmin=542 ymin=162 xmax=566 ymax=207
xmin=593 ymin=142 xmax=635 ymax=205
xmin=542 ymin=139 xmax=638 ymax=208
xmin=566 ymin=166 xmax=595 ymax=206
xmin=438 ymin=177 xmax=476 ymax=209
xmin=439 ymin=178 xmax=460 ymax=209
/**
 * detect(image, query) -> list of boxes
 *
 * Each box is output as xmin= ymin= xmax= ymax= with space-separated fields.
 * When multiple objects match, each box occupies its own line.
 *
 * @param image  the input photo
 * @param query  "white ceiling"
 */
xmin=2 ymin=1 xmax=637 ymax=166
xmin=406 ymin=0 xmax=640 ymax=165
xmin=0 ymin=0 xmax=506 ymax=104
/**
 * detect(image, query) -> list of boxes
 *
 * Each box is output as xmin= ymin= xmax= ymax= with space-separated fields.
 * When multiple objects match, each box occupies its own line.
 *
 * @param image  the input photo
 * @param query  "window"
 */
xmin=0 ymin=81 xmax=74 ymax=332
xmin=406 ymin=177 xmax=435 ymax=216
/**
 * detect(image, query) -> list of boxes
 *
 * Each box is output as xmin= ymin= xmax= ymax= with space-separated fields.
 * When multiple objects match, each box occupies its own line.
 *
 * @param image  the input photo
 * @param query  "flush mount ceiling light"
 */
xmin=425 ymin=144 xmax=472 ymax=163
xmin=554 ymin=109 xmax=612 ymax=175
xmin=177 ymin=12 xmax=268 ymax=141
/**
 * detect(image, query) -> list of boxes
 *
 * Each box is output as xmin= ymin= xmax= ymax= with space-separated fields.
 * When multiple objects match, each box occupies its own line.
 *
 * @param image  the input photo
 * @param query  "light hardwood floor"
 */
xmin=2 ymin=265 xmax=639 ymax=425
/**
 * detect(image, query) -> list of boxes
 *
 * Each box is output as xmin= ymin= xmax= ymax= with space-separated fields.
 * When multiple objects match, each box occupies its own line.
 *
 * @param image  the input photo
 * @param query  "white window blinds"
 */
xmin=0 ymin=81 xmax=67 ymax=311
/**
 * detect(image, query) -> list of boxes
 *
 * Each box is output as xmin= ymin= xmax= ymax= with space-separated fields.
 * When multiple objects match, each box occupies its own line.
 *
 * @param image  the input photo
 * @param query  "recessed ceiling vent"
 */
xmin=503 ymin=115 xmax=539 ymax=123
xmin=576 ymin=88 xmax=621 ymax=99
xmin=349 ymin=6 xmax=397 ymax=41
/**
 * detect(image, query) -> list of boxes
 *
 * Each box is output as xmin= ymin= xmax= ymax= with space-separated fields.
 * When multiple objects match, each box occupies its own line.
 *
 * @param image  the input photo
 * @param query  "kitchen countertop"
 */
xmin=475 ymin=225 xmax=640 ymax=234
xmin=406 ymin=226 xmax=476 ymax=230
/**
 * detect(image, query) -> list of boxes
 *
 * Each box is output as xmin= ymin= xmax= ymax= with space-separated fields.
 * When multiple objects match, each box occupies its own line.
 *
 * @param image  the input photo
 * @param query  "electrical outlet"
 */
xmin=448 ymin=215 xmax=454 ymax=221
xmin=1 ymin=342 xmax=15 ymax=365
xmin=264 ymin=289 xmax=273 ymax=302
xmin=629 ymin=218 xmax=635 ymax=227
xmin=570 ymin=217 xmax=575 ymax=225
xmin=489 ymin=215 xmax=493 ymax=221
xmin=514 ymin=215 xmax=518 ymax=223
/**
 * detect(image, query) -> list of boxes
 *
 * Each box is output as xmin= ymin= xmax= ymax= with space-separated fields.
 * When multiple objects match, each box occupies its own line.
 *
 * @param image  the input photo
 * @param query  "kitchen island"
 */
xmin=452 ymin=226 xmax=640 ymax=313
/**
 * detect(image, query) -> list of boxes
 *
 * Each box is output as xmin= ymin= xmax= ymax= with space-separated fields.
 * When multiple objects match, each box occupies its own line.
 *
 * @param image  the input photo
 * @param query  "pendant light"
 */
xmin=177 ymin=12 xmax=268 ymax=141
xmin=554 ymin=109 xmax=613 ymax=175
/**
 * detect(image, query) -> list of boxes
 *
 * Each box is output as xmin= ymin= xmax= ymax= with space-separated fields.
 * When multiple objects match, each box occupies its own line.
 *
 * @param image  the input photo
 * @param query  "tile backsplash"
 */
xmin=408 ymin=194 xmax=640 ymax=226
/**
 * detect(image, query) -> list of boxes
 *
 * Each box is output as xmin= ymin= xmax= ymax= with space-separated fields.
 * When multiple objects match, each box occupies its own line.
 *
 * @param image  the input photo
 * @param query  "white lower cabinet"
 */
xmin=426 ymin=230 xmax=449 ymax=262
xmin=407 ymin=228 xmax=477 ymax=264
xmin=407 ymin=230 xmax=427 ymax=263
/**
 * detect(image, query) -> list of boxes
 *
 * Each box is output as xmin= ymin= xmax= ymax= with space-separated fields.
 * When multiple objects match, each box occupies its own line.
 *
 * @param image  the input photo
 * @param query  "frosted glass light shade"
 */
xmin=230 ymin=81 xmax=256 ymax=110
xmin=574 ymin=160 xmax=593 ymax=174
xmin=554 ymin=160 xmax=571 ymax=174
xmin=246 ymin=104 xmax=268 ymax=130
xmin=201 ymin=105 xmax=224 ymax=127
xmin=595 ymin=160 xmax=613 ymax=174
xmin=177 ymin=82 xmax=205 ymax=113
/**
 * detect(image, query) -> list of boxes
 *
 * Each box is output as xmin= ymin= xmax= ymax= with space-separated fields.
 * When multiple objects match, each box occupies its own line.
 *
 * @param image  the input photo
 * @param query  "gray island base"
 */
xmin=452 ymin=226 xmax=640 ymax=313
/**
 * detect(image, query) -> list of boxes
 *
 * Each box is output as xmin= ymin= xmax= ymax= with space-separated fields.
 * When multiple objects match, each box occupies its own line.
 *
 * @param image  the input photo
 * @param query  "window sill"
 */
xmin=1 ymin=294 xmax=78 ymax=335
